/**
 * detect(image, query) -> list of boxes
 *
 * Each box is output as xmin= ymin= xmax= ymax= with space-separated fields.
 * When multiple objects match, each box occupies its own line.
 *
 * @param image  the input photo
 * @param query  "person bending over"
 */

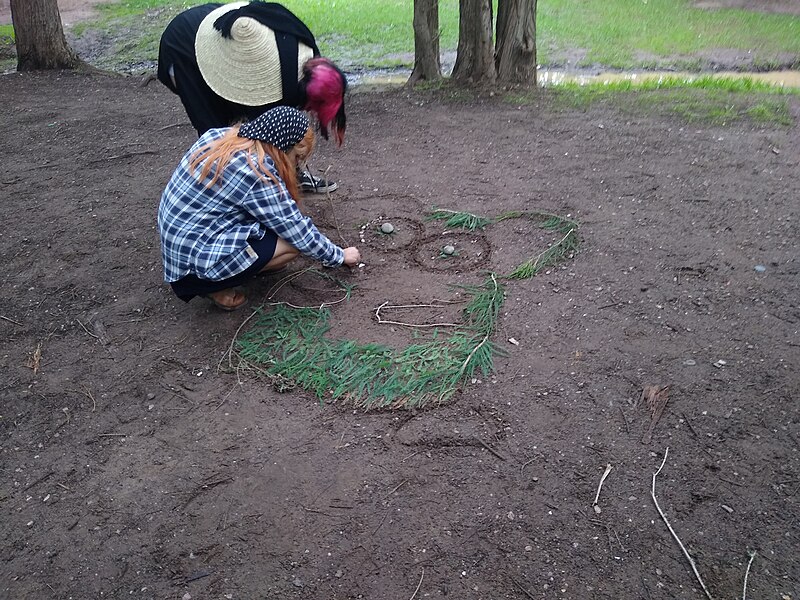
xmin=158 ymin=106 xmax=360 ymax=311
xmin=157 ymin=1 xmax=347 ymax=193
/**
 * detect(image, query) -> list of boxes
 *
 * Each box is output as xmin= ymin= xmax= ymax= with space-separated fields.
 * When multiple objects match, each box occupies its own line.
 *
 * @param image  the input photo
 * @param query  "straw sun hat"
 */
xmin=195 ymin=2 xmax=314 ymax=106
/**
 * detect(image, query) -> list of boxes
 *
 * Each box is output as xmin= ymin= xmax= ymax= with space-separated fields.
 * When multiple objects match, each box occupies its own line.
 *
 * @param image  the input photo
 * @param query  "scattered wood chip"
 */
xmin=27 ymin=342 xmax=42 ymax=375
xmin=641 ymin=385 xmax=670 ymax=444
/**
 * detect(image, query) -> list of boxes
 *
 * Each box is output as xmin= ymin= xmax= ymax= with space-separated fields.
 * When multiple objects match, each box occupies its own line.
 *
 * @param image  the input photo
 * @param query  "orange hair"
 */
xmin=188 ymin=126 xmax=315 ymax=204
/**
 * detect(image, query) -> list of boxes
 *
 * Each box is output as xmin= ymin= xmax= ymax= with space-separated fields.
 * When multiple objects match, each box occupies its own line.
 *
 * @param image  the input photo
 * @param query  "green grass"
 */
xmin=537 ymin=0 xmax=800 ymax=68
xmin=70 ymin=0 xmax=460 ymax=70
xmin=504 ymin=75 xmax=797 ymax=126
xmin=60 ymin=0 xmax=799 ymax=72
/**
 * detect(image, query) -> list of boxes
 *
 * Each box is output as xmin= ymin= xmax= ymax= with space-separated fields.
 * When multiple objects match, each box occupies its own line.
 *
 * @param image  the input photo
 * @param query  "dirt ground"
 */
xmin=2 ymin=0 xmax=800 ymax=597
xmin=1 ymin=63 xmax=799 ymax=600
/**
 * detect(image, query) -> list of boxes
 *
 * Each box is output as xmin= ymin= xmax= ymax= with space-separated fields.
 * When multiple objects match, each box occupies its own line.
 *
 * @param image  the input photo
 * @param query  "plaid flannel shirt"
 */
xmin=158 ymin=128 xmax=344 ymax=283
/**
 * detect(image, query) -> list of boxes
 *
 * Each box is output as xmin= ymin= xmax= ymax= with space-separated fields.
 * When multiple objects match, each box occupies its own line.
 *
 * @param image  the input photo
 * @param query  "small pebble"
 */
xmin=335 ymin=570 xmax=343 ymax=578
xmin=380 ymin=222 xmax=394 ymax=234
xmin=721 ymin=504 xmax=734 ymax=513
xmin=754 ymin=265 xmax=766 ymax=273
xmin=442 ymin=245 xmax=455 ymax=255
xmin=593 ymin=505 xmax=602 ymax=514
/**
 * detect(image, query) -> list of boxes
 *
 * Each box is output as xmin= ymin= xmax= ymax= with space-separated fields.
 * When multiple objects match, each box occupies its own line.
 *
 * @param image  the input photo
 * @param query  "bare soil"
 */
xmin=1 ymin=1 xmax=800 ymax=599
xmin=1 ymin=66 xmax=799 ymax=600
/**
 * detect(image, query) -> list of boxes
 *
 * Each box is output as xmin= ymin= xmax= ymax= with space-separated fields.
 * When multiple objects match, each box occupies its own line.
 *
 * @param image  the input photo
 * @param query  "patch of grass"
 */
xmin=65 ymin=0 xmax=800 ymax=74
xmin=0 ymin=24 xmax=14 ymax=40
xmin=237 ymin=275 xmax=506 ymax=410
xmin=745 ymin=100 xmax=793 ymax=125
xmin=525 ymin=76 xmax=797 ymax=126
xmin=70 ymin=0 xmax=460 ymax=70
xmin=538 ymin=0 xmax=800 ymax=69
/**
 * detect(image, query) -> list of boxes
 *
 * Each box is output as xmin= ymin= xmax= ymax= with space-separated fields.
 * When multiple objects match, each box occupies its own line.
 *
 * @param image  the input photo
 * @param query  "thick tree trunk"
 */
xmin=10 ymin=0 xmax=82 ymax=71
xmin=409 ymin=0 xmax=441 ymax=84
xmin=495 ymin=0 xmax=537 ymax=85
xmin=451 ymin=0 xmax=495 ymax=84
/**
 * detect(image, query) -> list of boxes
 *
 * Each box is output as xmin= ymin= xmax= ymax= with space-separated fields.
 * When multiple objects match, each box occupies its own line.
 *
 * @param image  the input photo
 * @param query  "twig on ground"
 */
xmin=374 ymin=300 xmax=461 ymax=329
xmin=219 ymin=308 xmax=261 ymax=373
xmin=381 ymin=480 xmax=408 ymax=502
xmin=509 ymin=576 xmax=537 ymax=600
xmin=476 ymin=438 xmax=507 ymax=461
xmin=651 ymin=448 xmax=714 ymax=600
xmin=157 ymin=122 xmax=189 ymax=131
xmin=402 ymin=450 xmax=424 ymax=462
xmin=302 ymin=505 xmax=336 ymax=517
xmin=742 ymin=550 xmax=756 ymax=600
xmin=593 ymin=463 xmax=613 ymax=511
xmin=619 ymin=406 xmax=630 ymax=434
xmin=23 ymin=471 xmax=54 ymax=491
xmin=1 ymin=315 xmax=22 ymax=325
xmin=719 ymin=476 xmax=746 ymax=488
xmin=682 ymin=412 xmax=699 ymax=437
xmin=371 ymin=508 xmax=391 ymax=535
xmin=263 ymin=267 xmax=351 ymax=309
xmin=80 ymin=385 xmax=97 ymax=412
xmin=520 ymin=456 xmax=536 ymax=475
xmin=212 ymin=382 xmax=241 ymax=412
xmin=76 ymin=319 xmax=99 ymax=340
xmin=86 ymin=150 xmax=158 ymax=164
xmin=408 ymin=568 xmax=424 ymax=600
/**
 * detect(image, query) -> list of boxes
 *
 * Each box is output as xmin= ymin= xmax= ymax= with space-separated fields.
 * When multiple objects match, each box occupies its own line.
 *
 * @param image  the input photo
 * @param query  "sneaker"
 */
xmin=299 ymin=170 xmax=339 ymax=194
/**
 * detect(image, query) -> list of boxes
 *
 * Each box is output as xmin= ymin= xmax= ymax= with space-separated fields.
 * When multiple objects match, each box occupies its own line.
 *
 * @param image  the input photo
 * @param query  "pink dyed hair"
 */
xmin=301 ymin=57 xmax=347 ymax=146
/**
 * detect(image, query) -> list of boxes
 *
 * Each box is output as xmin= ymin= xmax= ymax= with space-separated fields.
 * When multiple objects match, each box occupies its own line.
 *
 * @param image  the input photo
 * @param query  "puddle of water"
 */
xmin=353 ymin=69 xmax=800 ymax=89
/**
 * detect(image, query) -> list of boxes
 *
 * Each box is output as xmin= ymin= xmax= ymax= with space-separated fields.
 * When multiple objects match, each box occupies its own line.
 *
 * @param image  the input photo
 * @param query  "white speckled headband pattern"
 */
xmin=237 ymin=106 xmax=309 ymax=151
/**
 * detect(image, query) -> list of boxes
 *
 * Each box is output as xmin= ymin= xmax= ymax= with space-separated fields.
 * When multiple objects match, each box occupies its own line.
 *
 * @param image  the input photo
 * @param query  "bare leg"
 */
xmin=205 ymin=239 xmax=299 ymax=310
xmin=260 ymin=238 xmax=300 ymax=272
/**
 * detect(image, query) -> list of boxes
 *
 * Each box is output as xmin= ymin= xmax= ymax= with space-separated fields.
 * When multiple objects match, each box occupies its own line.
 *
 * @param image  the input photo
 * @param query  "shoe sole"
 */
xmin=301 ymin=183 xmax=339 ymax=194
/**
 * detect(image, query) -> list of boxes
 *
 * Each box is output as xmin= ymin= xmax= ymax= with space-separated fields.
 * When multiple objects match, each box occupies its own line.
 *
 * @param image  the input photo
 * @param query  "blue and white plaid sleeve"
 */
xmin=241 ymin=174 xmax=345 ymax=267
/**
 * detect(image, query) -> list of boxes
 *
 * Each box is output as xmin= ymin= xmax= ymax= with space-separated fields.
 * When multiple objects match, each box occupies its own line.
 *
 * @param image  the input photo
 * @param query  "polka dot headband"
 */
xmin=237 ymin=106 xmax=310 ymax=152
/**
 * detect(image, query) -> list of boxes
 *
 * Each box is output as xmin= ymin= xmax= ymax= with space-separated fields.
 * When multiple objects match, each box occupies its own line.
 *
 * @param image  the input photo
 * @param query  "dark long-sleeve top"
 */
xmin=157 ymin=2 xmax=320 ymax=135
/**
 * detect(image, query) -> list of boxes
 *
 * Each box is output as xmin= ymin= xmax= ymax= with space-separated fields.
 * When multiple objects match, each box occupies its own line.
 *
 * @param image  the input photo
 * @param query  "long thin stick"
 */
xmin=651 ymin=448 xmax=714 ymax=600
xmin=593 ymin=463 xmax=613 ymax=507
xmin=408 ymin=568 xmax=424 ymax=600
xmin=374 ymin=301 xmax=461 ymax=328
xmin=742 ymin=551 xmax=756 ymax=600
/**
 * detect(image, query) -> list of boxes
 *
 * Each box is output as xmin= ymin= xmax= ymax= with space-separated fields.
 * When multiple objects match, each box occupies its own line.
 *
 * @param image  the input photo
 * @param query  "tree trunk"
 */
xmin=495 ymin=0 xmax=537 ymax=85
xmin=409 ymin=0 xmax=441 ymax=85
xmin=451 ymin=0 xmax=495 ymax=84
xmin=10 ymin=0 xmax=83 ymax=71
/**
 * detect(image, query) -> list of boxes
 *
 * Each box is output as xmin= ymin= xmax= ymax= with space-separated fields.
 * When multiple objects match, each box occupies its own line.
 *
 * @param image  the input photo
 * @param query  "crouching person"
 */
xmin=158 ymin=106 xmax=360 ymax=311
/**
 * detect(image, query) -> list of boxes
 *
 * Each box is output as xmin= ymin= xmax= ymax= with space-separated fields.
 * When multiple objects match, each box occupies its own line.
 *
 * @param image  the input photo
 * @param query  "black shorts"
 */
xmin=170 ymin=232 xmax=279 ymax=302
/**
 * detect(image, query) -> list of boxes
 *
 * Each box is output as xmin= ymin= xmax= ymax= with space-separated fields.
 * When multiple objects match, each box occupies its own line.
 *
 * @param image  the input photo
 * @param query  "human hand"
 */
xmin=342 ymin=247 xmax=361 ymax=267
